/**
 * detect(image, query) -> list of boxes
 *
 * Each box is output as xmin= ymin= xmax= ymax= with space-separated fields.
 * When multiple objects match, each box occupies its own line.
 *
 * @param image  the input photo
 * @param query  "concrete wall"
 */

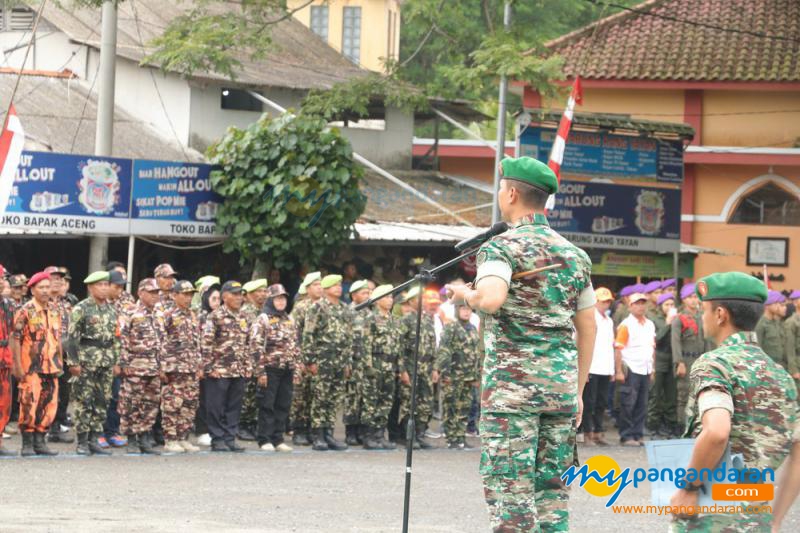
xmin=288 ymin=0 xmax=400 ymax=72
xmin=0 ymin=25 xmax=88 ymax=77
xmin=544 ymin=88 xmax=686 ymax=124
xmin=702 ymin=90 xmax=800 ymax=146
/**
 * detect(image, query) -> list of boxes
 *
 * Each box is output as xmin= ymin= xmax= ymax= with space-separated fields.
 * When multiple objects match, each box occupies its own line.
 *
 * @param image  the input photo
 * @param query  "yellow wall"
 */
xmin=543 ymin=88 xmax=686 ymax=124
xmin=288 ymin=0 xmax=401 ymax=72
xmin=702 ymin=91 xmax=800 ymax=146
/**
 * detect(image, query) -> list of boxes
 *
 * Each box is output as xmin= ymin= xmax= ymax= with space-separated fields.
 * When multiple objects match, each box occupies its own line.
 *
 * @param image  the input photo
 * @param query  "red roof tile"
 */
xmin=547 ymin=0 xmax=800 ymax=82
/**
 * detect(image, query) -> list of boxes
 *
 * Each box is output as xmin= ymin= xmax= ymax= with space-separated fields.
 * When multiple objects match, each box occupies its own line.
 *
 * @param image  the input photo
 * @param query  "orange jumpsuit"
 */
xmin=0 ymin=298 xmax=13 ymax=434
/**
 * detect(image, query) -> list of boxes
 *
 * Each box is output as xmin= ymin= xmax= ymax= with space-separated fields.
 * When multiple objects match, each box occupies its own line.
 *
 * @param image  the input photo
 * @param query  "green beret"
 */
xmin=696 ymin=272 xmax=768 ymax=303
xmin=372 ymin=284 xmax=394 ymax=300
xmin=500 ymin=156 xmax=558 ymax=194
xmin=195 ymin=275 xmax=220 ymax=289
xmin=321 ymin=274 xmax=343 ymax=289
xmin=84 ymin=271 xmax=110 ymax=284
xmin=349 ymin=279 xmax=369 ymax=294
xmin=243 ymin=278 xmax=267 ymax=293
xmin=401 ymin=285 xmax=420 ymax=303
xmin=298 ymin=284 xmax=307 ymax=296
xmin=302 ymin=271 xmax=322 ymax=287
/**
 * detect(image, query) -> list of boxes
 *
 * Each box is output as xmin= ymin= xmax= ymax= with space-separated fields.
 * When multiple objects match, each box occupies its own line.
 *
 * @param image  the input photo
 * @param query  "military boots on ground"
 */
xmin=138 ymin=432 xmax=161 ymax=455
xmin=76 ymin=432 xmax=90 ymax=455
xmin=20 ymin=432 xmax=36 ymax=457
xmin=311 ymin=428 xmax=329 ymax=451
xmin=363 ymin=428 xmax=383 ymax=450
xmin=33 ymin=432 xmax=58 ymax=456
xmin=323 ymin=428 xmax=348 ymax=451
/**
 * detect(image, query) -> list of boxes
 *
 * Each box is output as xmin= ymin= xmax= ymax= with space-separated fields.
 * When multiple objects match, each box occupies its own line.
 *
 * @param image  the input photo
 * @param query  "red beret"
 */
xmin=27 ymin=271 xmax=50 ymax=288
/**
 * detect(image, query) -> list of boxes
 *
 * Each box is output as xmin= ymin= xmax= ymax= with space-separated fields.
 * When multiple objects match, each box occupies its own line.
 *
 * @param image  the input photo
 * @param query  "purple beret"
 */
xmin=765 ymin=290 xmax=787 ymax=305
xmin=643 ymin=281 xmax=662 ymax=294
xmin=657 ymin=293 xmax=675 ymax=306
xmin=790 ymin=290 xmax=800 ymax=300
xmin=680 ymin=283 xmax=696 ymax=300
xmin=619 ymin=285 xmax=635 ymax=297
xmin=661 ymin=278 xmax=676 ymax=289
xmin=631 ymin=283 xmax=646 ymax=293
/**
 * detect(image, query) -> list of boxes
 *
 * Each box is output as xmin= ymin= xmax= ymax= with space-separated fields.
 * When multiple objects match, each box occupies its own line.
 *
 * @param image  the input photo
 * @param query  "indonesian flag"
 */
xmin=545 ymin=78 xmax=583 ymax=210
xmin=762 ymin=264 xmax=771 ymax=289
xmin=0 ymin=105 xmax=24 ymax=215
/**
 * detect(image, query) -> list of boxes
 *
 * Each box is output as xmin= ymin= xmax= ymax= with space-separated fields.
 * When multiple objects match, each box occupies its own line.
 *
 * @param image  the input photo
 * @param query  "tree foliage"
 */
xmin=208 ymin=113 xmax=367 ymax=270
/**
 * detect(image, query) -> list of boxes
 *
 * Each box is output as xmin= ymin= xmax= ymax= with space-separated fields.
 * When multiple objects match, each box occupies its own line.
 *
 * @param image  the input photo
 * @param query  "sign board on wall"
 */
xmin=590 ymin=252 xmax=693 ymax=278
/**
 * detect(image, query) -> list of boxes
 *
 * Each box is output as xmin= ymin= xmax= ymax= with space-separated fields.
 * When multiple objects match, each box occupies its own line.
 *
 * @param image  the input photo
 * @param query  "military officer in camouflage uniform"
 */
xmin=669 ymin=272 xmax=798 ymax=531
xmin=448 ymin=157 xmax=596 ymax=532
xmin=154 ymin=263 xmax=178 ymax=312
xmin=44 ymin=267 xmax=75 ymax=444
xmin=118 ymin=278 xmax=164 ymax=455
xmin=396 ymin=286 xmax=438 ymax=450
xmin=755 ymin=290 xmax=788 ymax=369
xmin=201 ymin=281 xmax=251 ymax=452
xmin=290 ymin=271 xmax=322 ymax=446
xmin=160 ymin=280 xmax=202 ymax=454
xmin=302 ymin=274 xmax=351 ymax=451
xmin=646 ymin=293 xmax=679 ymax=437
xmin=344 ymin=279 xmax=372 ymax=446
xmin=238 ymin=278 xmax=268 ymax=441
xmin=67 ymin=271 xmax=120 ymax=456
xmin=672 ymin=283 xmax=710 ymax=431
xmin=784 ymin=289 xmax=800 ymax=391
xmin=433 ymin=302 xmax=481 ymax=449
xmin=361 ymin=284 xmax=399 ymax=450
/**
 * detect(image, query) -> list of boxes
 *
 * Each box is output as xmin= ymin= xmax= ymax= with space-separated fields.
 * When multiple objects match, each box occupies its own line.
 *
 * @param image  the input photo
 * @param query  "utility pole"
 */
xmin=88 ymin=0 xmax=118 ymax=272
xmin=491 ymin=1 xmax=512 ymax=223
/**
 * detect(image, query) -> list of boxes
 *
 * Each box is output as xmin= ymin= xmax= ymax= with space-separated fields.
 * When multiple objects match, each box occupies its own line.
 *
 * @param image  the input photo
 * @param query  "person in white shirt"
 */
xmin=614 ymin=293 xmax=656 ymax=446
xmin=578 ymin=287 xmax=616 ymax=446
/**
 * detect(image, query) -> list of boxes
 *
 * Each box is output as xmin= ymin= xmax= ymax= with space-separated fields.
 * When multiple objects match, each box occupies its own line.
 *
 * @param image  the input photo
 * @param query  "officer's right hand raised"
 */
xmin=69 ymin=365 xmax=82 ymax=377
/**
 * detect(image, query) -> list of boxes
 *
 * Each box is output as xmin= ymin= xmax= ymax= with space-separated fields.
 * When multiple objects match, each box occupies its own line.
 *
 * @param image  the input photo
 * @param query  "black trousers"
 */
xmin=579 ymin=374 xmax=610 ymax=434
xmin=619 ymin=370 xmax=649 ymax=442
xmin=256 ymin=367 xmax=294 ymax=446
xmin=51 ymin=372 xmax=71 ymax=431
xmin=205 ymin=377 xmax=246 ymax=444
xmin=195 ymin=379 xmax=208 ymax=435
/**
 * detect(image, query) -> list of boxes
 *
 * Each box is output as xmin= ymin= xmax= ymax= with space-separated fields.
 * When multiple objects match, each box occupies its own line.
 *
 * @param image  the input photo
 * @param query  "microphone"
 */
xmin=454 ymin=221 xmax=509 ymax=252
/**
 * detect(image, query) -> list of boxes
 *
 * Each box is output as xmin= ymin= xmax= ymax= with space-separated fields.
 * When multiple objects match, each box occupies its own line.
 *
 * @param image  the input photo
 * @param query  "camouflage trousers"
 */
xmin=18 ymin=373 xmax=59 ymax=433
xmin=646 ymin=368 xmax=677 ymax=430
xmin=670 ymin=512 xmax=771 ymax=532
xmin=118 ymin=374 xmax=161 ymax=436
xmin=398 ymin=365 xmax=434 ymax=428
xmin=161 ymin=373 xmax=199 ymax=441
xmin=240 ymin=378 xmax=258 ymax=431
xmin=72 ymin=366 xmax=114 ymax=434
xmin=442 ymin=379 xmax=474 ymax=444
xmin=309 ymin=365 xmax=345 ymax=429
xmin=290 ymin=366 xmax=313 ymax=431
xmin=361 ymin=359 xmax=395 ymax=429
xmin=676 ymin=356 xmax=700 ymax=433
xmin=480 ymin=412 xmax=576 ymax=532
xmin=343 ymin=360 xmax=369 ymax=426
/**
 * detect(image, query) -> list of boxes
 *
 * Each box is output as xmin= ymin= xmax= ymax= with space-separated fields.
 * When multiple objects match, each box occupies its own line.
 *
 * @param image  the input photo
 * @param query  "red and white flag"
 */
xmin=545 ymin=77 xmax=583 ymax=210
xmin=0 ymin=105 xmax=25 ymax=215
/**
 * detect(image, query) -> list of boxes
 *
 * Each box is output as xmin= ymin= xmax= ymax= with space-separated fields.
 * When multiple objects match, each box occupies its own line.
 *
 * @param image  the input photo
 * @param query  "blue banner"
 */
xmin=519 ymin=127 xmax=684 ymax=183
xmin=131 ymin=159 xmax=222 ymax=237
xmin=1 ymin=151 xmax=132 ymax=234
xmin=549 ymin=180 xmax=682 ymax=252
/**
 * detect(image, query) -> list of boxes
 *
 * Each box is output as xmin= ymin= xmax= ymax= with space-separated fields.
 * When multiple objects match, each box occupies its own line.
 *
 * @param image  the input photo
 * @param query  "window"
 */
xmin=0 ymin=4 xmax=35 ymax=31
xmin=342 ymin=6 xmax=361 ymax=65
xmin=310 ymin=5 xmax=328 ymax=41
xmin=729 ymin=182 xmax=800 ymax=226
xmin=220 ymin=88 xmax=263 ymax=112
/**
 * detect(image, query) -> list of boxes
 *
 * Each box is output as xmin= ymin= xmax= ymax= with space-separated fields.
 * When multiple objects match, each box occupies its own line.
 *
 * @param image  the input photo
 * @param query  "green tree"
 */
xmin=208 ymin=112 xmax=367 ymax=272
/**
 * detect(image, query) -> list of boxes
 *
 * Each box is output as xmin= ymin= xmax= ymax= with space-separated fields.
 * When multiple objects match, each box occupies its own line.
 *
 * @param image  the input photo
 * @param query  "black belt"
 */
xmin=683 ymin=352 xmax=701 ymax=358
xmin=81 ymin=339 xmax=114 ymax=349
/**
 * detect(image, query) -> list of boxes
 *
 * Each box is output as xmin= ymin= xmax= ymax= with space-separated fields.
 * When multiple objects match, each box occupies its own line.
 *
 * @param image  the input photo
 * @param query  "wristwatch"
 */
xmin=683 ymin=483 xmax=703 ymax=493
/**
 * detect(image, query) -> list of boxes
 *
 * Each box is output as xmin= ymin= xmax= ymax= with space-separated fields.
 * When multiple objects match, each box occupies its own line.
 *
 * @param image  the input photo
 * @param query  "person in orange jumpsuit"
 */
xmin=11 ymin=271 xmax=62 ymax=456
xmin=0 ymin=264 xmax=15 ymax=456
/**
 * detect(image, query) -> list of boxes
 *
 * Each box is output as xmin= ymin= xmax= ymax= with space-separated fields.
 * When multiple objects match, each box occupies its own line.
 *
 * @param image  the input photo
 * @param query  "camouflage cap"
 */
xmin=44 ymin=266 xmax=64 ymax=277
xmin=221 ymin=280 xmax=243 ymax=294
xmin=154 ymin=263 xmax=177 ymax=278
xmin=172 ymin=280 xmax=196 ymax=293
xmin=321 ymin=274 xmax=342 ymax=289
xmin=371 ymin=284 xmax=394 ymax=300
xmin=695 ymin=272 xmax=768 ymax=303
xmin=349 ymin=279 xmax=369 ymax=294
xmin=8 ymin=274 xmax=27 ymax=287
xmin=267 ymin=283 xmax=288 ymax=298
xmin=138 ymin=278 xmax=159 ymax=292
xmin=242 ymin=278 xmax=268 ymax=294
xmin=500 ymin=156 xmax=558 ymax=195
xmin=84 ymin=271 xmax=110 ymax=284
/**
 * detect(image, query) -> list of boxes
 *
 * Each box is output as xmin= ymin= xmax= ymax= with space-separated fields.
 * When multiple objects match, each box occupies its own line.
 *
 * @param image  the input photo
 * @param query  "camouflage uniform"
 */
xmin=755 ymin=316 xmax=787 ymax=369
xmin=477 ymin=213 xmax=593 ymax=532
xmin=118 ymin=302 xmax=162 ymax=435
xmin=671 ymin=308 xmax=708 ymax=430
xmin=156 ymin=291 xmax=175 ymax=313
xmin=302 ymin=297 xmax=352 ymax=430
xmin=784 ymin=312 xmax=800 ymax=390
xmin=343 ymin=306 xmax=373 ymax=431
xmin=289 ymin=297 xmax=316 ymax=435
xmin=362 ymin=309 xmax=400 ymax=432
xmin=239 ymin=302 xmax=261 ymax=434
xmin=49 ymin=296 xmax=73 ymax=437
xmin=672 ymin=331 xmax=798 ymax=532
xmin=160 ymin=306 xmax=201 ymax=442
xmin=67 ymin=298 xmax=119 ymax=435
xmin=646 ymin=308 xmax=678 ymax=434
xmin=397 ymin=308 xmax=437 ymax=437
xmin=435 ymin=317 xmax=481 ymax=446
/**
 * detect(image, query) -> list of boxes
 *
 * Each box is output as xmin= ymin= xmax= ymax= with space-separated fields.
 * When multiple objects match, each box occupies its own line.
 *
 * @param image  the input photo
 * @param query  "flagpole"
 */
xmin=491 ymin=1 xmax=512 ymax=224
xmin=3 ymin=0 xmax=48 ymax=123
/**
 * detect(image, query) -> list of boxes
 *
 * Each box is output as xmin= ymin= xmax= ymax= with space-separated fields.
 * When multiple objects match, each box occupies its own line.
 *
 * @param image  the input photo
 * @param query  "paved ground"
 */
xmin=1 ymin=427 xmax=798 ymax=532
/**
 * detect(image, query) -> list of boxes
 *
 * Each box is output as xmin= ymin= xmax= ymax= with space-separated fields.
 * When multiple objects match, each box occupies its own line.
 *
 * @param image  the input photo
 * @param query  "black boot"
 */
xmin=88 ymin=432 xmax=112 ymax=455
xmin=138 ymin=432 xmax=161 ymax=455
xmin=415 ymin=425 xmax=434 ymax=449
xmin=76 ymin=432 xmax=90 ymax=455
xmin=345 ymin=425 xmax=359 ymax=446
xmin=311 ymin=428 xmax=329 ymax=451
xmin=356 ymin=424 xmax=367 ymax=445
xmin=324 ymin=428 xmax=348 ymax=451
xmin=363 ymin=428 xmax=383 ymax=450
xmin=33 ymin=432 xmax=58 ymax=456
xmin=377 ymin=428 xmax=397 ymax=450
xmin=21 ymin=432 xmax=36 ymax=457
xmin=126 ymin=434 xmax=140 ymax=454
xmin=292 ymin=430 xmax=310 ymax=446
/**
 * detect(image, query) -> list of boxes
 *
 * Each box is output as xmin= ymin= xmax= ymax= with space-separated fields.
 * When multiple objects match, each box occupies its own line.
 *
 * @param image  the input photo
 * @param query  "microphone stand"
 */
xmin=356 ymin=247 xmax=479 ymax=533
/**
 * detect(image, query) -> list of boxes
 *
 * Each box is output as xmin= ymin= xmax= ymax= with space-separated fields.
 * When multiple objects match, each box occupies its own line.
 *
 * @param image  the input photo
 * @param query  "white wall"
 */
xmin=341 ymin=106 xmax=412 ymax=168
xmin=1 ymin=25 xmax=89 ymax=78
